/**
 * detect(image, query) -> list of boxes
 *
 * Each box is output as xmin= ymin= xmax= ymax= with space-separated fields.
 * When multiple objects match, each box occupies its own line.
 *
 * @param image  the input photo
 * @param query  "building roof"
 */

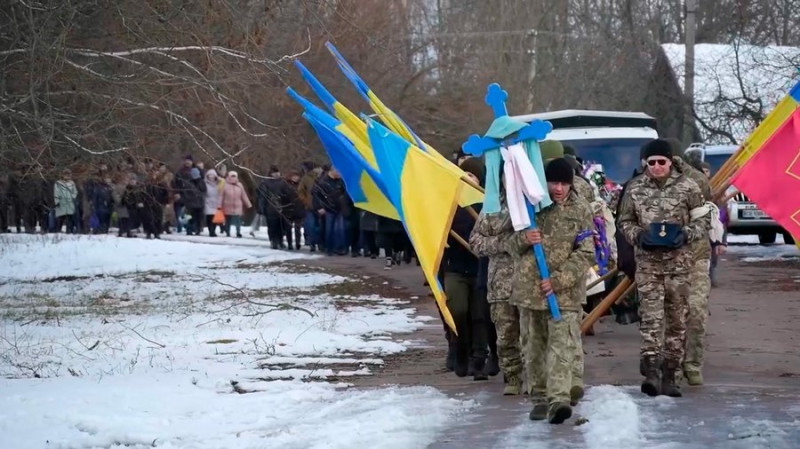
xmin=661 ymin=43 xmax=800 ymax=144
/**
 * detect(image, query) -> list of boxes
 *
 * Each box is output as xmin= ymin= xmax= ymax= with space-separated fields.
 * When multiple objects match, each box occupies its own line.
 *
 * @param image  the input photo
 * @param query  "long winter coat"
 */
xmin=204 ymin=179 xmax=220 ymax=215
xmin=219 ymin=181 xmax=252 ymax=216
xmin=112 ymin=183 xmax=129 ymax=219
xmin=257 ymin=178 xmax=291 ymax=220
xmin=54 ymin=180 xmax=78 ymax=217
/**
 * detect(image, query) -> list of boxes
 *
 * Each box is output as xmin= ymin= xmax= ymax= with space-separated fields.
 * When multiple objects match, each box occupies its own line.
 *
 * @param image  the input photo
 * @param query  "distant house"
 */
xmin=644 ymin=43 xmax=800 ymax=145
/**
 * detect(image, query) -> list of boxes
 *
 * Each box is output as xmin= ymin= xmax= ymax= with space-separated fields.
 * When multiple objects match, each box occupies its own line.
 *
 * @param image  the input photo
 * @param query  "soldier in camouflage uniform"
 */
xmin=507 ymin=158 xmax=595 ymax=424
xmin=542 ymin=141 xmax=590 ymax=402
xmin=618 ymin=139 xmax=710 ymax=398
xmin=470 ymin=203 xmax=521 ymax=395
xmin=671 ymin=154 xmax=712 ymax=386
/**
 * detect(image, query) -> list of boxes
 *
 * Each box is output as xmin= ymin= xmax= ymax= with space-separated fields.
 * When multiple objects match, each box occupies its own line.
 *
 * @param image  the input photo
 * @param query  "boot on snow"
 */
xmin=529 ymin=402 xmax=548 ymax=421
xmin=547 ymin=402 xmax=573 ymax=425
xmin=640 ymin=356 xmax=661 ymax=397
xmin=569 ymin=385 xmax=585 ymax=406
xmin=661 ymin=360 xmax=683 ymax=397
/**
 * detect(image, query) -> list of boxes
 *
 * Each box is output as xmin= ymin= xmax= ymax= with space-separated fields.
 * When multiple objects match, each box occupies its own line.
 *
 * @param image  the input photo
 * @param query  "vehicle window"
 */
xmin=705 ymin=153 xmax=730 ymax=175
xmin=563 ymin=138 xmax=654 ymax=183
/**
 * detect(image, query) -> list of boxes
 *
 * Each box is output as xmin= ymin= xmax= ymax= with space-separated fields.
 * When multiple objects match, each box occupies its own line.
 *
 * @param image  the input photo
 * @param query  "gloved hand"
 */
xmin=669 ymin=230 xmax=687 ymax=248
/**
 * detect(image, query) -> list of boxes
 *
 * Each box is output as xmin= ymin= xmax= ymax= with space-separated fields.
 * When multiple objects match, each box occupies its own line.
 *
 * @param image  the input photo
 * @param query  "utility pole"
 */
xmin=684 ymin=0 xmax=697 ymax=145
xmin=526 ymin=29 xmax=538 ymax=111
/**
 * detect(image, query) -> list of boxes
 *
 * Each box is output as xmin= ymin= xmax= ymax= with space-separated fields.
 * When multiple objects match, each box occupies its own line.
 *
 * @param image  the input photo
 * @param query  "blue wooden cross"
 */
xmin=461 ymin=83 xmax=561 ymax=321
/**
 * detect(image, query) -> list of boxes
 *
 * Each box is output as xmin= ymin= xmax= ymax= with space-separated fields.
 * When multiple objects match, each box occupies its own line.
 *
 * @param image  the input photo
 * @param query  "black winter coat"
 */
xmin=312 ymin=175 xmax=347 ymax=215
xmin=257 ymin=178 xmax=292 ymax=220
xmin=442 ymin=205 xmax=481 ymax=276
xmin=173 ymin=168 xmax=206 ymax=209
xmin=285 ymin=179 xmax=305 ymax=220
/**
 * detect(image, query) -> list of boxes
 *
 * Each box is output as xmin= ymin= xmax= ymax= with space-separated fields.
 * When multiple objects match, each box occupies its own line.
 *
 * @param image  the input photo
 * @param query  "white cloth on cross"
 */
xmin=501 ymin=143 xmax=546 ymax=231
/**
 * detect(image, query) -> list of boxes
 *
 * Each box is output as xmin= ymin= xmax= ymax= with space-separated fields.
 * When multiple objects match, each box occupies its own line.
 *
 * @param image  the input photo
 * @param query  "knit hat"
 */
xmin=642 ymin=139 xmax=673 ymax=160
xmin=545 ymin=158 xmax=574 ymax=184
xmin=184 ymin=154 xmax=194 ymax=161
xmin=269 ymin=165 xmax=280 ymax=176
xmin=459 ymin=157 xmax=485 ymax=185
xmin=540 ymin=140 xmax=564 ymax=161
xmin=301 ymin=161 xmax=315 ymax=172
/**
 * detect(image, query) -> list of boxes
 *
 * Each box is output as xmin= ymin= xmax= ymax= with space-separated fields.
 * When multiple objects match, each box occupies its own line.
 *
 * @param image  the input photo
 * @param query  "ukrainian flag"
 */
xmin=366 ymin=118 xmax=461 ymax=334
xmin=288 ymin=87 xmax=398 ymax=220
xmin=324 ymin=42 xmax=484 ymax=208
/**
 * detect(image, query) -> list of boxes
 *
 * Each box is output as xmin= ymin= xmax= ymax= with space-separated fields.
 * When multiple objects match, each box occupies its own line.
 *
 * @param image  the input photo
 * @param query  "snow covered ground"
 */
xmin=726 ymin=234 xmax=799 ymax=262
xmin=0 ymin=234 xmax=471 ymax=448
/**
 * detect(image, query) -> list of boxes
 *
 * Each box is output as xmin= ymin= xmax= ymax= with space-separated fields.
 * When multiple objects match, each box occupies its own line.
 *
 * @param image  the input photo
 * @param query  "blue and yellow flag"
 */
xmin=304 ymin=113 xmax=398 ymax=221
xmin=288 ymin=87 xmax=398 ymax=220
xmin=324 ymin=42 xmax=484 ymax=208
xmin=367 ymin=118 xmax=461 ymax=334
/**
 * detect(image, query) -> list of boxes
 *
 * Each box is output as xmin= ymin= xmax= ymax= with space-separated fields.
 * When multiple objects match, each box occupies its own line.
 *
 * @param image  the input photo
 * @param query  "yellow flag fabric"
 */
xmin=367 ymin=119 xmax=461 ymax=334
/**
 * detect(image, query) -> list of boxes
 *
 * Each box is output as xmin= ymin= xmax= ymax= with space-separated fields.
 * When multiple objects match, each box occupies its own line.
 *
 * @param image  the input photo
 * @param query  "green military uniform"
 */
xmin=543 ymin=147 xmax=593 ymax=404
xmin=672 ymin=157 xmax=712 ymax=384
xmin=507 ymin=189 xmax=594 ymax=419
xmin=469 ymin=206 xmax=521 ymax=394
xmin=618 ymin=155 xmax=709 ymax=396
xmin=572 ymin=175 xmax=596 ymax=204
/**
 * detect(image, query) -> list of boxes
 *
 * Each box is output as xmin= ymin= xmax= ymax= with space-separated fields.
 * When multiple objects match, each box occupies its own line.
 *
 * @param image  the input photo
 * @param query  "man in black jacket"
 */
xmin=312 ymin=167 xmax=348 ymax=255
xmin=442 ymin=158 xmax=491 ymax=380
xmin=257 ymin=166 xmax=292 ymax=250
xmin=172 ymin=156 xmax=206 ymax=235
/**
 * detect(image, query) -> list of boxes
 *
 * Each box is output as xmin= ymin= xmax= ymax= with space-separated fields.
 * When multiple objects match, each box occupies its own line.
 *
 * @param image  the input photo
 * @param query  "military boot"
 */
xmin=471 ymin=357 xmax=488 ymax=381
xmin=503 ymin=376 xmax=523 ymax=396
xmin=529 ymin=402 xmax=548 ymax=421
xmin=569 ymin=385 xmax=585 ymax=406
xmin=640 ymin=356 xmax=661 ymax=397
xmin=445 ymin=345 xmax=456 ymax=372
xmin=486 ymin=353 xmax=501 ymax=377
xmin=547 ymin=402 xmax=573 ymax=425
xmin=661 ymin=360 xmax=683 ymax=397
xmin=685 ymin=370 xmax=704 ymax=386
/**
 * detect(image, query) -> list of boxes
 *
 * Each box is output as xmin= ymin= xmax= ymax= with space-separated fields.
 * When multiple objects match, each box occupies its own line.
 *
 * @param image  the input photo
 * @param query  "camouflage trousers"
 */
xmin=683 ymin=258 xmax=711 ymax=374
xmin=635 ymin=271 xmax=690 ymax=363
xmin=520 ymin=309 xmax=580 ymax=405
xmin=489 ymin=301 xmax=522 ymax=383
xmin=572 ymin=315 xmax=584 ymax=390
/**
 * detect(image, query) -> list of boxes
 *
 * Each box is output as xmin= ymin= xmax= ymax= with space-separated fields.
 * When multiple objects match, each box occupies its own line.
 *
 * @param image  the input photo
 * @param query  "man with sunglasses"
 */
xmin=617 ymin=139 xmax=710 ymax=398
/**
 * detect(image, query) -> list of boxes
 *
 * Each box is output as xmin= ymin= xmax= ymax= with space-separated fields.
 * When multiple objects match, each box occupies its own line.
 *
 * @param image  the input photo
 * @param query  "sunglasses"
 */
xmin=647 ymin=159 xmax=669 ymax=167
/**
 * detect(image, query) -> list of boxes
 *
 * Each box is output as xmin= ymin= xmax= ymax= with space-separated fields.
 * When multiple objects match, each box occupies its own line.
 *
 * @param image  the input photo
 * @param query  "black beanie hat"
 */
xmin=545 ymin=158 xmax=574 ymax=184
xmin=459 ymin=157 xmax=485 ymax=186
xmin=642 ymin=139 xmax=673 ymax=160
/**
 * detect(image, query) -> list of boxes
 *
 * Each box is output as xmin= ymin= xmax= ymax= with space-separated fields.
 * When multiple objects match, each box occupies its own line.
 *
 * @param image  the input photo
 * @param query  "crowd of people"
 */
xmin=0 ymin=156 xmax=421 ymax=271
xmin=0 ymin=138 xmax=725 ymax=426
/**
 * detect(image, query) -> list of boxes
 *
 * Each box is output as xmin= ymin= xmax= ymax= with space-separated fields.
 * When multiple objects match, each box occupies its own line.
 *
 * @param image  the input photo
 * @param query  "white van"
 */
xmin=512 ymin=110 xmax=659 ymax=183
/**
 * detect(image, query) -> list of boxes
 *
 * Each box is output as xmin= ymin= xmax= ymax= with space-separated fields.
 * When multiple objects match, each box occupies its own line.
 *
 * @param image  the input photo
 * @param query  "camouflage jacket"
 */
xmin=673 ymin=157 xmax=712 ymax=260
xmin=469 ymin=206 xmax=514 ymax=302
xmin=506 ymin=191 xmax=594 ymax=312
xmin=617 ymin=168 xmax=710 ymax=274
xmin=573 ymin=175 xmax=596 ymax=204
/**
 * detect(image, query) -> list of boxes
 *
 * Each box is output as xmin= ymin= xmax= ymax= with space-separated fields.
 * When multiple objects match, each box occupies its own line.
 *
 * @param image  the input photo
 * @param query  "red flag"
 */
xmin=731 ymin=109 xmax=800 ymax=238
